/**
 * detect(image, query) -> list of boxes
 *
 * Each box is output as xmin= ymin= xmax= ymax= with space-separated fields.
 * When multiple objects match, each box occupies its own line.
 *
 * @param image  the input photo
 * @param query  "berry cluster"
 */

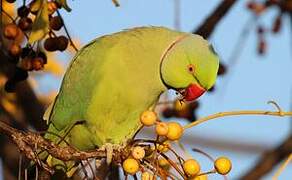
xmin=119 ymin=110 xmax=232 ymax=179
xmin=246 ymin=0 xmax=292 ymax=55
xmin=2 ymin=0 xmax=71 ymax=92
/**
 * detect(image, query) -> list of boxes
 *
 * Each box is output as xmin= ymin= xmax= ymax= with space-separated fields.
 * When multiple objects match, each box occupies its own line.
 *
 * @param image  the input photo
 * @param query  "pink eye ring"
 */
xmin=187 ymin=64 xmax=195 ymax=74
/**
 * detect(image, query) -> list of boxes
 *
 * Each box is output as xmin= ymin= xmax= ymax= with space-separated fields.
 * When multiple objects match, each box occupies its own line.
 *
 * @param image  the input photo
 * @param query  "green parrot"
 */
xmin=43 ymin=26 xmax=219 ymax=172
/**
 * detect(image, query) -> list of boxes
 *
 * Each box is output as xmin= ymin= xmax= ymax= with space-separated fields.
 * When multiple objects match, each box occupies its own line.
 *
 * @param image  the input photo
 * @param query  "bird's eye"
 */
xmin=187 ymin=64 xmax=195 ymax=74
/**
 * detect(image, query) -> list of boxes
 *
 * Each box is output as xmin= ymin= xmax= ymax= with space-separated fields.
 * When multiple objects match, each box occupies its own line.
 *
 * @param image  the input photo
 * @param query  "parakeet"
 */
xmin=43 ymin=26 xmax=219 ymax=171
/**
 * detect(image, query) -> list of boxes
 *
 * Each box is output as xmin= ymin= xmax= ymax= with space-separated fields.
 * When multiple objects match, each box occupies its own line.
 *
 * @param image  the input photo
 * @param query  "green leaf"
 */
xmin=29 ymin=0 xmax=49 ymax=44
xmin=56 ymin=0 xmax=72 ymax=12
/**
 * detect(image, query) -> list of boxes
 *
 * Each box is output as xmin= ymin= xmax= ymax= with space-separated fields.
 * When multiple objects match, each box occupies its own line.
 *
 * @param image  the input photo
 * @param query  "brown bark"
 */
xmin=240 ymin=135 xmax=292 ymax=179
xmin=194 ymin=0 xmax=238 ymax=39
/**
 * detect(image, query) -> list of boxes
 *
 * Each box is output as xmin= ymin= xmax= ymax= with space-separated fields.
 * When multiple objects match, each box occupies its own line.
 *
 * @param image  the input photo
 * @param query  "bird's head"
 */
xmin=160 ymin=34 xmax=219 ymax=101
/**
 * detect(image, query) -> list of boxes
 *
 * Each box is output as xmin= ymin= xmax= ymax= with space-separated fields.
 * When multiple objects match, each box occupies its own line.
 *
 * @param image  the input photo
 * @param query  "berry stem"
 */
xmin=1 ymin=8 xmax=16 ymax=23
xmin=160 ymin=153 xmax=186 ymax=179
xmin=56 ymin=10 xmax=78 ymax=52
xmin=177 ymin=141 xmax=193 ymax=159
xmin=191 ymin=147 xmax=214 ymax=162
xmin=112 ymin=0 xmax=120 ymax=7
xmin=184 ymin=106 xmax=292 ymax=130
xmin=198 ymin=169 xmax=216 ymax=176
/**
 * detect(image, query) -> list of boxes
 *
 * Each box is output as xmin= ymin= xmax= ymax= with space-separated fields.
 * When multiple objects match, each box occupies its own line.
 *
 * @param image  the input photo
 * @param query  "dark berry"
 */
xmin=162 ymin=108 xmax=175 ymax=118
xmin=21 ymin=47 xmax=32 ymax=58
xmin=5 ymin=0 xmax=16 ymax=3
xmin=17 ymin=6 xmax=30 ymax=17
xmin=37 ymin=51 xmax=47 ymax=64
xmin=208 ymin=86 xmax=215 ymax=92
xmin=247 ymin=2 xmax=256 ymax=9
xmin=14 ymin=67 xmax=29 ymax=81
xmin=44 ymin=37 xmax=58 ymax=51
xmin=5 ymin=80 xmax=16 ymax=92
xmin=257 ymin=26 xmax=265 ymax=34
xmin=265 ymin=0 xmax=279 ymax=6
xmin=281 ymin=1 xmax=292 ymax=12
xmin=258 ymin=39 xmax=266 ymax=55
xmin=3 ymin=24 xmax=19 ymax=40
xmin=21 ymin=47 xmax=36 ymax=58
xmin=190 ymin=101 xmax=200 ymax=110
xmin=18 ymin=17 xmax=33 ymax=31
xmin=10 ymin=57 xmax=20 ymax=64
xmin=32 ymin=57 xmax=45 ymax=70
xmin=57 ymin=36 xmax=69 ymax=51
xmin=5 ymin=68 xmax=28 ymax=92
xmin=20 ymin=57 xmax=33 ymax=71
xmin=9 ymin=43 xmax=22 ymax=57
xmin=49 ymin=16 xmax=63 ymax=31
xmin=272 ymin=15 xmax=282 ymax=33
xmin=218 ymin=63 xmax=227 ymax=76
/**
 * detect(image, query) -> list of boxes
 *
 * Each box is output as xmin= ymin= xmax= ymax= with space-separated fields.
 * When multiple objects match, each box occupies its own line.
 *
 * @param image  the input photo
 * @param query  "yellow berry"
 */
xmin=141 ymin=171 xmax=154 ymax=180
xmin=9 ymin=43 xmax=22 ymax=57
xmin=166 ymin=122 xmax=183 ymax=140
xmin=48 ymin=1 xmax=58 ymax=15
xmin=191 ymin=174 xmax=208 ymax=180
xmin=140 ymin=110 xmax=157 ymax=126
xmin=174 ymin=99 xmax=187 ymax=111
xmin=158 ymin=158 xmax=170 ymax=170
xmin=157 ymin=142 xmax=170 ymax=153
xmin=183 ymin=159 xmax=200 ymax=177
xmin=214 ymin=157 xmax=232 ymax=175
xmin=3 ymin=24 xmax=19 ymax=40
xmin=122 ymin=158 xmax=139 ymax=175
xmin=131 ymin=146 xmax=145 ymax=160
xmin=155 ymin=122 xmax=169 ymax=136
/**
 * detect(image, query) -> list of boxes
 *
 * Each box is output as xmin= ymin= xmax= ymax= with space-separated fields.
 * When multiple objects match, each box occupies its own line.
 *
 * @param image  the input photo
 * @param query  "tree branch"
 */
xmin=184 ymin=109 xmax=292 ymax=129
xmin=240 ymin=135 xmax=292 ymax=179
xmin=0 ymin=120 xmax=113 ymax=174
xmin=193 ymin=0 xmax=238 ymax=38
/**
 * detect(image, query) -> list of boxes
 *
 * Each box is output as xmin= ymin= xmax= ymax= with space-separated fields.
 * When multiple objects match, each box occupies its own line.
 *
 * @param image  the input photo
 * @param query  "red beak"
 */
xmin=183 ymin=83 xmax=206 ymax=101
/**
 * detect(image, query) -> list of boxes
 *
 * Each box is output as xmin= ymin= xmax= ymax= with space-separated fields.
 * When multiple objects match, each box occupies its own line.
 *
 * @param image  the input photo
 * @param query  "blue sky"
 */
xmin=59 ymin=0 xmax=292 ymax=179
xmin=12 ymin=0 xmax=292 ymax=179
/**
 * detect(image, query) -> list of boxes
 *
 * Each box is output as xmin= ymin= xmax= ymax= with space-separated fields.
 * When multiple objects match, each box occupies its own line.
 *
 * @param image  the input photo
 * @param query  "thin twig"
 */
xmin=184 ymin=109 xmax=292 ymax=129
xmin=18 ymin=155 xmax=22 ymax=180
xmin=160 ymin=153 xmax=186 ymax=179
xmin=193 ymin=0 xmax=238 ymax=38
xmin=174 ymin=0 xmax=181 ymax=31
xmin=80 ymin=161 xmax=89 ymax=179
xmin=267 ymin=101 xmax=284 ymax=115
xmin=56 ymin=10 xmax=78 ymax=52
xmin=86 ymin=159 xmax=97 ymax=179
xmin=192 ymin=147 xmax=214 ymax=162
xmin=35 ymin=165 xmax=38 ymax=180
xmin=112 ymin=0 xmax=120 ymax=7
xmin=24 ymin=168 xmax=27 ymax=180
